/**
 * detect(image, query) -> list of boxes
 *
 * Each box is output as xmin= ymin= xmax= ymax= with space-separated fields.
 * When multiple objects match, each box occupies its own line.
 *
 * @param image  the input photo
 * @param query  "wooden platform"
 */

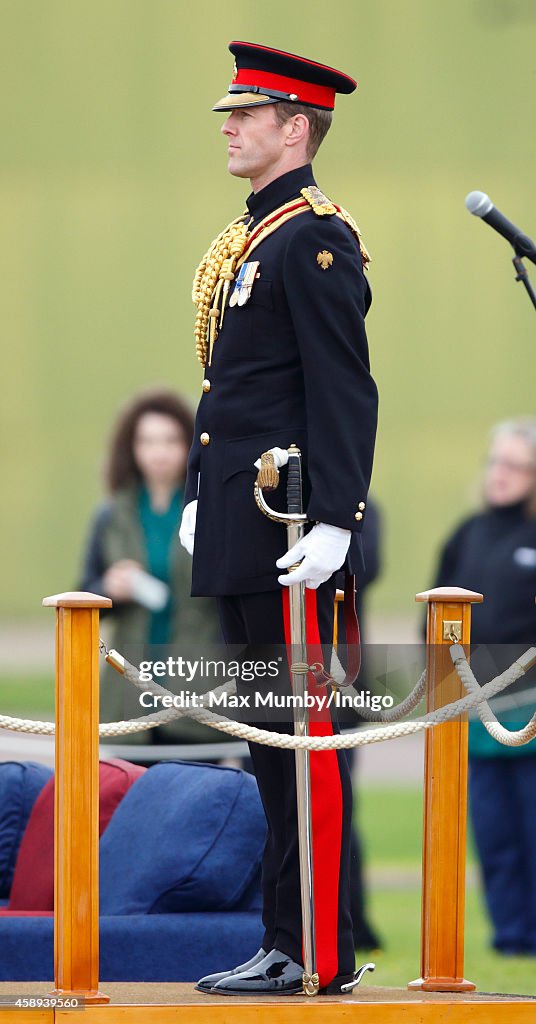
xmin=0 ymin=982 xmax=534 ymax=1023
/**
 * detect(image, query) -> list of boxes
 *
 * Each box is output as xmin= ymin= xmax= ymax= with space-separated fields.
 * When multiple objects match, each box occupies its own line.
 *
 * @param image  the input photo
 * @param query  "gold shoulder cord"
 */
xmin=336 ymin=205 xmax=371 ymax=270
xmin=301 ymin=186 xmax=371 ymax=270
xmin=192 ymin=191 xmax=370 ymax=367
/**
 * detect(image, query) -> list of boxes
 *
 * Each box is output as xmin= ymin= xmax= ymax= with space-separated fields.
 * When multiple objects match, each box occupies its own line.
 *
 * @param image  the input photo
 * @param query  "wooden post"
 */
xmin=42 ymin=592 xmax=112 ymax=1005
xmin=408 ymin=586 xmax=483 ymax=993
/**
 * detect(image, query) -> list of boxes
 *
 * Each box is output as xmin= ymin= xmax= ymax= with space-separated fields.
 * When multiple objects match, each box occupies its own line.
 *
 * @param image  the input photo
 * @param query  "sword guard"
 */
xmin=302 ymin=971 xmax=320 ymax=996
xmin=254 ymin=445 xmax=308 ymax=525
xmin=256 ymin=451 xmax=279 ymax=492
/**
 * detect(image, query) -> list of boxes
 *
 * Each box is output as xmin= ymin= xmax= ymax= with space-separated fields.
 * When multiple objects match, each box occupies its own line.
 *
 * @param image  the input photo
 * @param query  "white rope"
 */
xmin=450 ymin=645 xmax=536 ymax=747
xmin=340 ymin=671 xmax=427 ymax=722
xmin=1 ymin=646 xmax=534 ymax=750
xmin=328 ymin=648 xmax=427 ymax=722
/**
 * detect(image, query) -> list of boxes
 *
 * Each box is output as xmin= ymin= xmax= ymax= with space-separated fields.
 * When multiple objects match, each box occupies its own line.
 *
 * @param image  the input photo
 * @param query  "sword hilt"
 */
xmin=286 ymin=443 xmax=303 ymax=515
xmin=254 ymin=445 xmax=308 ymax=526
xmin=256 ymin=450 xmax=280 ymax=492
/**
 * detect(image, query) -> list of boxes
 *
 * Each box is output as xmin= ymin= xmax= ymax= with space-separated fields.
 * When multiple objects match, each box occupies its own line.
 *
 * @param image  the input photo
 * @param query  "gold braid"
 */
xmin=192 ymin=196 xmax=371 ymax=366
xmin=336 ymin=206 xmax=371 ymax=269
xmin=192 ymin=214 xmax=251 ymax=366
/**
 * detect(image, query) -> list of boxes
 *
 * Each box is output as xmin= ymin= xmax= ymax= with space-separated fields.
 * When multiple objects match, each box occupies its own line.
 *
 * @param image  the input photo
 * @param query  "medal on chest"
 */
xmin=229 ymin=261 xmax=260 ymax=307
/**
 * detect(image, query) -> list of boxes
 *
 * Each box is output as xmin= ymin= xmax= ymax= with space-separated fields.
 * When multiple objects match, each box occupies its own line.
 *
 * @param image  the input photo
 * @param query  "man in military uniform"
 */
xmin=180 ymin=40 xmax=378 ymax=996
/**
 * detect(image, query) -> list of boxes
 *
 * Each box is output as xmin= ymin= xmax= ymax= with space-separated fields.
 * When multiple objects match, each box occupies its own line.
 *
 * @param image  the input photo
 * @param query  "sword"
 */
xmin=254 ymin=443 xmax=319 ymax=997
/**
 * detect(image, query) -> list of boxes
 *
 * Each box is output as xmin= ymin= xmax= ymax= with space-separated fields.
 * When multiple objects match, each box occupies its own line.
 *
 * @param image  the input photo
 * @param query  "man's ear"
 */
xmin=283 ymin=113 xmax=310 ymax=149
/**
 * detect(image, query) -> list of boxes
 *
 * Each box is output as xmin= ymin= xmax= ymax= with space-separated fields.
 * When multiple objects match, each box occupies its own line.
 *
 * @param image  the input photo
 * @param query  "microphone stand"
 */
xmin=512 ymin=251 xmax=536 ymax=313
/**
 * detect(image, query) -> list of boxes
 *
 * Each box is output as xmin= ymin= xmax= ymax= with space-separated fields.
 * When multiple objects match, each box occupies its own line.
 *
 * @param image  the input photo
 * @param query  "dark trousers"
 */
xmin=468 ymin=755 xmax=536 ymax=954
xmin=217 ymin=581 xmax=355 ymax=986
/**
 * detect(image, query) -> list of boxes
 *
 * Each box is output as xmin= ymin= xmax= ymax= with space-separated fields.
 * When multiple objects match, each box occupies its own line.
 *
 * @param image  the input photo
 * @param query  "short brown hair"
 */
xmin=274 ymin=102 xmax=333 ymax=159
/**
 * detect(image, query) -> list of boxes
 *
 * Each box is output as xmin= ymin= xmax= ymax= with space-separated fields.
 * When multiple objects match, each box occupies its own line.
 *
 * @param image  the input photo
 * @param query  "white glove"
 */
xmin=276 ymin=522 xmax=351 ymax=590
xmin=253 ymin=446 xmax=289 ymax=471
xmin=179 ymin=500 xmax=197 ymax=556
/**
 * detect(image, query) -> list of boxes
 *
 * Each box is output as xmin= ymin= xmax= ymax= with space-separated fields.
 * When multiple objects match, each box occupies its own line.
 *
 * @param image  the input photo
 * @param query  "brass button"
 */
xmin=200 ymin=432 xmax=210 ymax=446
xmin=354 ymin=511 xmax=363 ymax=521
xmin=358 ymin=501 xmax=366 ymax=511
xmin=202 ymin=379 xmax=211 ymax=393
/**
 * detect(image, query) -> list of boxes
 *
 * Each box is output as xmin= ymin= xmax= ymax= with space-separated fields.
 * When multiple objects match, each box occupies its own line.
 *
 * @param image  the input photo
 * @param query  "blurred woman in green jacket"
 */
xmin=79 ymin=387 xmax=222 ymax=747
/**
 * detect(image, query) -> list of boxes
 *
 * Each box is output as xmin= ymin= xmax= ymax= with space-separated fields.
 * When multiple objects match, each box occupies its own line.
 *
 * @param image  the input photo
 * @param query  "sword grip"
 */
xmin=287 ymin=444 xmax=303 ymax=515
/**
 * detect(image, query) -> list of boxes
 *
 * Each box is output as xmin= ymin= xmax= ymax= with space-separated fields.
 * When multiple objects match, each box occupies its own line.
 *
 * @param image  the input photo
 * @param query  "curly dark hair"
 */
xmin=104 ymin=387 xmax=194 ymax=493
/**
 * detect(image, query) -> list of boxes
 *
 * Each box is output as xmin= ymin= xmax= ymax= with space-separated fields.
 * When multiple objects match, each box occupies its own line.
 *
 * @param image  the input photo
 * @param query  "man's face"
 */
xmin=221 ymin=105 xmax=286 ymax=181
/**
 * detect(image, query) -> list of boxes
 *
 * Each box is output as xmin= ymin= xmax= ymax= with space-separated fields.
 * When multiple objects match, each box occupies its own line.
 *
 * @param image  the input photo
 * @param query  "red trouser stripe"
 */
xmin=281 ymin=587 xmax=343 ymax=987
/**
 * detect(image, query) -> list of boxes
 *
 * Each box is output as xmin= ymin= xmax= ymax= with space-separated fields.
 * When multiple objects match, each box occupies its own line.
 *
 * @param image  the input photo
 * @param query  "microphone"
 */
xmin=465 ymin=191 xmax=536 ymax=265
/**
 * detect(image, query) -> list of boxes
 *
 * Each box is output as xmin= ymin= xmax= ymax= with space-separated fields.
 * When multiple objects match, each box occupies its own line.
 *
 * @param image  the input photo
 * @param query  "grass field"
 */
xmin=364 ymin=888 xmax=536 ymax=996
xmin=1 ymin=673 xmax=535 ymax=995
xmin=358 ymin=787 xmax=535 ymax=996
xmin=0 ymin=675 xmax=55 ymax=717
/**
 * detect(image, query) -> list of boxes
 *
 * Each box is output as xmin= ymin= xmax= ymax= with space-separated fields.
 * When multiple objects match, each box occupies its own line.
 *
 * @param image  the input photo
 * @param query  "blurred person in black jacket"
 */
xmin=430 ymin=417 xmax=536 ymax=955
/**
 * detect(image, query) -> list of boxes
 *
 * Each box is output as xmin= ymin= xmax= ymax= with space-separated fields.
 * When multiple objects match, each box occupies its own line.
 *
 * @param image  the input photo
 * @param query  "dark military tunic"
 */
xmin=185 ymin=163 xmax=378 ymax=596
xmin=185 ymin=163 xmax=378 ymax=986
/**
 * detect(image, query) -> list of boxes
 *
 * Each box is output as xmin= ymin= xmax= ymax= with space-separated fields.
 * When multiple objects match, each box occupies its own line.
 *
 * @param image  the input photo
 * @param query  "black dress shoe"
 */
xmin=212 ymin=948 xmax=304 ymax=995
xmin=195 ymin=947 xmax=267 ymax=993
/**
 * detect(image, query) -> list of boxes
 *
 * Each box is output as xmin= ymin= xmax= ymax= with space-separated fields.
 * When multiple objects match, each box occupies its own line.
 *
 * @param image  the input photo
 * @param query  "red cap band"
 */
xmin=234 ymin=67 xmax=336 ymax=109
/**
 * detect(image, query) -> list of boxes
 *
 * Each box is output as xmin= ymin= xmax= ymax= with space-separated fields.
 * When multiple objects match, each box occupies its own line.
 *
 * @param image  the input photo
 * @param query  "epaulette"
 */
xmin=300 ymin=186 xmax=337 ymax=216
xmin=301 ymin=186 xmax=370 ymax=267
xmin=337 ymin=205 xmax=371 ymax=268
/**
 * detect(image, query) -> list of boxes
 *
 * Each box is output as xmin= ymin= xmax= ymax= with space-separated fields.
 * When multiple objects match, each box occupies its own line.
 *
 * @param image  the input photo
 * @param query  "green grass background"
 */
xmin=1 ymin=0 xmax=535 ymax=619
xmin=358 ymin=787 xmax=535 ymax=996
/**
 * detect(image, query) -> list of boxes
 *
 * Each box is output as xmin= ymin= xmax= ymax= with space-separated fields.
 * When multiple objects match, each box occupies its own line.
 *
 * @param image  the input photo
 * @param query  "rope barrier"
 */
xmin=450 ymin=644 xmax=536 ymax=746
xmin=1 ymin=643 xmax=535 ymax=750
xmin=350 ymin=675 xmax=427 ymax=723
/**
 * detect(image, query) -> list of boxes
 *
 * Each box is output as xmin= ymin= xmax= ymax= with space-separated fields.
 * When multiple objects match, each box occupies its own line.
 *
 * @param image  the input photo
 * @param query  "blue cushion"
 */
xmin=233 ymin=867 xmax=263 ymax=911
xmin=0 ymin=911 xmax=263 ymax=982
xmin=99 ymin=761 xmax=266 ymax=915
xmin=0 ymin=762 xmax=53 ymax=898
xmin=99 ymin=912 xmax=263 ymax=982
